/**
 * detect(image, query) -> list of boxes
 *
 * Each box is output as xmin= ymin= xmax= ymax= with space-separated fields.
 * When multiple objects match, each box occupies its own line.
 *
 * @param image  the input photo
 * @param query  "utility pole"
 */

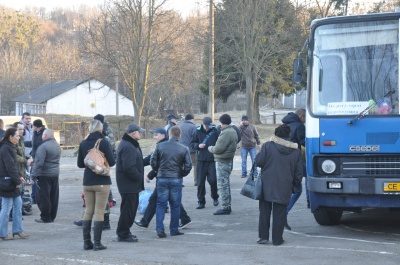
xmin=208 ymin=0 xmax=215 ymax=121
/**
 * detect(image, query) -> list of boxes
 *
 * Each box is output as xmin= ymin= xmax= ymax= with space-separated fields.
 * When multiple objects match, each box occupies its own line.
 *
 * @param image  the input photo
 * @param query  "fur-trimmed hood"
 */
xmin=269 ymin=135 xmax=298 ymax=155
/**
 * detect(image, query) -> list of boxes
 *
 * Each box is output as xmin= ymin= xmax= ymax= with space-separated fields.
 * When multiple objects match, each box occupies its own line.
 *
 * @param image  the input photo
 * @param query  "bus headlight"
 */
xmin=321 ymin=159 xmax=336 ymax=174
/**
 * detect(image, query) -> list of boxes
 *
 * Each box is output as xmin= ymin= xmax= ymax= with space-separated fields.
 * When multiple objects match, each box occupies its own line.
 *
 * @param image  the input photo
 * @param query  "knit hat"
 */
xmin=185 ymin=114 xmax=194 ymax=120
xmin=94 ymin=114 xmax=105 ymax=124
xmin=33 ymin=119 xmax=43 ymax=127
xmin=219 ymin=114 xmax=231 ymax=125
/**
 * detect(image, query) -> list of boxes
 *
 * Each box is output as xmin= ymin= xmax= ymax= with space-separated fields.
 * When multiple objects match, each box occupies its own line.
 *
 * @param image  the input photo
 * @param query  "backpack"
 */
xmin=84 ymin=139 xmax=111 ymax=176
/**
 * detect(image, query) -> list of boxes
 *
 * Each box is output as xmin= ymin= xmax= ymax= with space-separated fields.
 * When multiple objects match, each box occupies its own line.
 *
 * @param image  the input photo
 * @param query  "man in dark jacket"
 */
xmin=191 ymin=117 xmax=219 ymax=209
xmin=281 ymin=108 xmax=308 ymax=230
xmin=135 ymin=128 xmax=192 ymax=230
xmin=31 ymin=129 xmax=61 ymax=223
xmin=179 ymin=114 xmax=197 ymax=185
xmin=151 ymin=126 xmax=192 ymax=238
xmin=116 ymin=124 xmax=145 ymax=242
xmin=255 ymin=124 xmax=302 ymax=246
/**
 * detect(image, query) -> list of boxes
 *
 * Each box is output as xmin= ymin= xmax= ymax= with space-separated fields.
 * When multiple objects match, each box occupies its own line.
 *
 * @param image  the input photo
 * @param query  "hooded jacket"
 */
xmin=255 ymin=135 xmax=303 ymax=205
xmin=281 ymin=112 xmax=305 ymax=149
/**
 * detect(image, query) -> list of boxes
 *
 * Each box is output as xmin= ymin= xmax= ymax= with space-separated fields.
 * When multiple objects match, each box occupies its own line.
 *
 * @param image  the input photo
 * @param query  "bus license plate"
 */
xmin=383 ymin=182 xmax=400 ymax=192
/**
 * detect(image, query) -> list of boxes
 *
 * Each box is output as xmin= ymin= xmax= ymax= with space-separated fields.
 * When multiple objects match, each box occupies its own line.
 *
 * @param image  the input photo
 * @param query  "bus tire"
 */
xmin=313 ymin=208 xmax=343 ymax=225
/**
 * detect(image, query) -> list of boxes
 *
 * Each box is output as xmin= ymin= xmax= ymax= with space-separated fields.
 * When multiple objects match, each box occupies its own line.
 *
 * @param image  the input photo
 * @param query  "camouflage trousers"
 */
xmin=216 ymin=161 xmax=233 ymax=210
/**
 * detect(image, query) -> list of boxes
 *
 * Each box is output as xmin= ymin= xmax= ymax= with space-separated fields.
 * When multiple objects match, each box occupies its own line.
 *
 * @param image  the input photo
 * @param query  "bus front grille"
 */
xmin=342 ymin=156 xmax=400 ymax=176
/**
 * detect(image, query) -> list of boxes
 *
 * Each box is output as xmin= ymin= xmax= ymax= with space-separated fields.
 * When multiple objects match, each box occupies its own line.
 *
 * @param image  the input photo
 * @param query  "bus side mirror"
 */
xmin=293 ymin=58 xmax=303 ymax=83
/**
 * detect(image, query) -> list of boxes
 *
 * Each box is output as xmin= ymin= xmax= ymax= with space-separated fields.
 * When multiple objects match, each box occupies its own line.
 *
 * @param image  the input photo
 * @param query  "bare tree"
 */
xmin=80 ymin=0 xmax=187 ymax=125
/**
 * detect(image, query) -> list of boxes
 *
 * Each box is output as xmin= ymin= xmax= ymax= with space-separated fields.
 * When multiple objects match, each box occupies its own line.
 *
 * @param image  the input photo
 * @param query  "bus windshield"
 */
xmin=310 ymin=20 xmax=400 ymax=116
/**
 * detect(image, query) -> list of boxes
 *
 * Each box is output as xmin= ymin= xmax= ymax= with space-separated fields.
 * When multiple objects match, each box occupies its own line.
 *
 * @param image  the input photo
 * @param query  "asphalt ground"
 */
xmin=1 ymin=153 xmax=399 ymax=265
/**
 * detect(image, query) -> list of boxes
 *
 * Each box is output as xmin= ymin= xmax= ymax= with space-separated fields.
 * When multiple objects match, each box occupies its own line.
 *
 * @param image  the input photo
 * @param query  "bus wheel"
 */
xmin=313 ymin=208 xmax=343 ymax=225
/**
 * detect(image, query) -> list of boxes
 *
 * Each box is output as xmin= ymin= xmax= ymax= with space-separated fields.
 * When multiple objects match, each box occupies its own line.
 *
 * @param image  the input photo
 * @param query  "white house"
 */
xmin=13 ymin=79 xmax=135 ymax=116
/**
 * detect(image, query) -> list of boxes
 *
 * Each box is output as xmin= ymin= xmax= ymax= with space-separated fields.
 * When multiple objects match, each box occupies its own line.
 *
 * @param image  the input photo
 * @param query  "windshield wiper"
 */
xmin=348 ymin=90 xmax=396 ymax=125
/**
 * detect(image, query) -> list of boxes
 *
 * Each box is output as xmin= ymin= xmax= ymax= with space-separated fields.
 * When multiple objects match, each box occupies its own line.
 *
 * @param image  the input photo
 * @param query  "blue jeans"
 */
xmin=156 ymin=178 xmax=182 ymax=235
xmin=0 ymin=196 xmax=23 ymax=237
xmin=287 ymin=165 xmax=308 ymax=214
xmin=240 ymin=147 xmax=257 ymax=176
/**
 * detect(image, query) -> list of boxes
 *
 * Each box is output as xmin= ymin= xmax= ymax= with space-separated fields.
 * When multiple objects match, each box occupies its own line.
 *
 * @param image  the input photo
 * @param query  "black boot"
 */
xmin=93 ymin=221 xmax=107 ymax=251
xmin=82 ymin=220 xmax=93 ymax=250
xmin=103 ymin=213 xmax=111 ymax=230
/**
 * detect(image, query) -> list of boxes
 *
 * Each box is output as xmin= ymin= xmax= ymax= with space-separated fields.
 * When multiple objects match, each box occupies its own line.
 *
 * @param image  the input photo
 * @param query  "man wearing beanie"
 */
xmin=208 ymin=114 xmax=238 ymax=215
xmin=179 ymin=114 xmax=197 ymax=186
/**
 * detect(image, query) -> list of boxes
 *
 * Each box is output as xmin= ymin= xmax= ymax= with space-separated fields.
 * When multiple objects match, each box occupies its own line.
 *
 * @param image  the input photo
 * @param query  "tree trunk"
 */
xmin=254 ymin=92 xmax=261 ymax=124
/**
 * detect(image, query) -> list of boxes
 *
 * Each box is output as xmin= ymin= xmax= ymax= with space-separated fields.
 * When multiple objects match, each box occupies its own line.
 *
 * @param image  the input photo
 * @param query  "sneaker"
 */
xmin=241 ymin=174 xmax=247 ymax=178
xmin=157 ymin=231 xmax=167 ymax=238
xmin=213 ymin=208 xmax=231 ymax=215
xmin=179 ymin=220 xmax=191 ymax=229
xmin=196 ymin=203 xmax=205 ymax=209
xmin=213 ymin=199 xmax=219 ymax=206
xmin=257 ymin=239 xmax=269 ymax=244
xmin=134 ymin=221 xmax=148 ymax=230
xmin=171 ymin=231 xmax=184 ymax=236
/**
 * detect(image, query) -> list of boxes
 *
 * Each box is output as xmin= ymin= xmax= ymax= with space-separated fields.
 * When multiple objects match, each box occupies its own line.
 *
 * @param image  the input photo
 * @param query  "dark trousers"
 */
xmin=141 ymin=183 xmax=191 ymax=225
xmin=117 ymin=193 xmax=139 ymax=239
xmin=197 ymin=161 xmax=219 ymax=205
xmin=258 ymin=199 xmax=286 ymax=244
xmin=36 ymin=176 xmax=59 ymax=222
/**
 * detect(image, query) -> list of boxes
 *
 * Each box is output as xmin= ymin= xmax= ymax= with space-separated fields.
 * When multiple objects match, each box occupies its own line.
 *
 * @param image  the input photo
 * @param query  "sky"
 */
xmin=0 ymin=0 xmax=207 ymax=17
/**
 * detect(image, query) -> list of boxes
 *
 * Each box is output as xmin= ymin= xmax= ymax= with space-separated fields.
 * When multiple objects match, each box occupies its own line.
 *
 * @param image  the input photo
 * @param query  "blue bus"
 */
xmin=294 ymin=12 xmax=400 ymax=225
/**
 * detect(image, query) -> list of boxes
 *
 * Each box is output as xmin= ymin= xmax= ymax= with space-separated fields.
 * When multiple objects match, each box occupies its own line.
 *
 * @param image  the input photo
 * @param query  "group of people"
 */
xmin=0 ymin=112 xmax=61 ymax=240
xmin=0 ymin=108 xmax=308 ymax=248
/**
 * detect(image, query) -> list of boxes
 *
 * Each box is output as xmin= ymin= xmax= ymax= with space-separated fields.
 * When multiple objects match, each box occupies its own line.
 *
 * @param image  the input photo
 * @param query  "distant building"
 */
xmin=13 ymin=79 xmax=134 ymax=117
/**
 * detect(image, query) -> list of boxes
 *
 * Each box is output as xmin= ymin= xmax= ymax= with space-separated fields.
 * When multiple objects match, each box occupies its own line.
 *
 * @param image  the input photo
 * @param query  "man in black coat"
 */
xmin=190 ymin=117 xmax=219 ymax=209
xmin=115 ymin=124 xmax=145 ymax=242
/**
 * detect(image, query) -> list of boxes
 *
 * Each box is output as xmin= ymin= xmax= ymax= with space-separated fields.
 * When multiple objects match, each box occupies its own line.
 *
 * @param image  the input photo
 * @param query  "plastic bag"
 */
xmin=138 ymin=189 xmax=153 ymax=214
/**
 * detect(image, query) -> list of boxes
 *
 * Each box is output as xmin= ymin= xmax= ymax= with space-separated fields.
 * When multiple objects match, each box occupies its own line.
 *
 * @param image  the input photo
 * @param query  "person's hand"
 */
xmin=20 ymin=177 xmax=26 ymax=183
xmin=257 ymin=144 xmax=261 ymax=149
xmin=27 ymin=157 xmax=34 ymax=166
xmin=145 ymin=176 xmax=151 ymax=183
xmin=199 ymin=143 xmax=206 ymax=149
xmin=30 ymin=178 xmax=34 ymax=185
xmin=16 ymin=184 xmax=21 ymax=189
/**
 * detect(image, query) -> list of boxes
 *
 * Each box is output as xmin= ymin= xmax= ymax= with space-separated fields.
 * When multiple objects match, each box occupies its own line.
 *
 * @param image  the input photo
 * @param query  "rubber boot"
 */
xmin=82 ymin=220 xmax=93 ymax=250
xmin=93 ymin=221 xmax=107 ymax=251
xmin=103 ymin=213 xmax=111 ymax=230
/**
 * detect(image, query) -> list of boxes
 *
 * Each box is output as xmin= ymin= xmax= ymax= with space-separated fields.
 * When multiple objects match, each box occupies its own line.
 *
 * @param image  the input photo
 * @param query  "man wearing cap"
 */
xmin=208 ymin=114 xmax=238 ymax=215
xmin=191 ymin=117 xmax=219 ymax=210
xmin=151 ymin=126 xmax=192 ymax=238
xmin=179 ymin=114 xmax=197 ymax=186
xmin=115 ymin=124 xmax=145 ymax=242
xmin=239 ymin=115 xmax=261 ymax=178
xmin=164 ymin=114 xmax=179 ymax=136
xmin=135 ymin=128 xmax=192 ymax=230
xmin=30 ymin=119 xmax=46 ymax=204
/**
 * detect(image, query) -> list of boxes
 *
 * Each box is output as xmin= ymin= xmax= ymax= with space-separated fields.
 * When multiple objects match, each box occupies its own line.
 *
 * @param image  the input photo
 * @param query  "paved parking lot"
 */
xmin=1 ymin=154 xmax=399 ymax=265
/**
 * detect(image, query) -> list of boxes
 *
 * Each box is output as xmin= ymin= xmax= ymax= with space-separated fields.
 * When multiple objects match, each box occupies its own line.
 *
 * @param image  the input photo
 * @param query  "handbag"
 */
xmin=138 ymin=189 xmax=153 ymax=214
xmin=84 ymin=139 xmax=111 ymax=176
xmin=0 ymin=176 xmax=15 ymax=192
xmin=240 ymin=163 xmax=262 ymax=200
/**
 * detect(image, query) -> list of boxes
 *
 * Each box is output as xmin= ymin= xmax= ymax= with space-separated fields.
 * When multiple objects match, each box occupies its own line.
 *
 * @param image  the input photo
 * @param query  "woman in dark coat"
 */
xmin=0 ymin=128 xmax=29 ymax=240
xmin=255 ymin=124 xmax=303 ymax=246
xmin=77 ymin=120 xmax=115 ymax=251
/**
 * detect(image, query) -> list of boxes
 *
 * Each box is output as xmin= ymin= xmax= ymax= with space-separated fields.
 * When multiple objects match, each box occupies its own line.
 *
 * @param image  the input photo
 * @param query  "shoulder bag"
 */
xmin=84 ymin=139 xmax=111 ymax=176
xmin=240 ymin=162 xmax=262 ymax=200
xmin=0 ymin=176 xmax=15 ymax=192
